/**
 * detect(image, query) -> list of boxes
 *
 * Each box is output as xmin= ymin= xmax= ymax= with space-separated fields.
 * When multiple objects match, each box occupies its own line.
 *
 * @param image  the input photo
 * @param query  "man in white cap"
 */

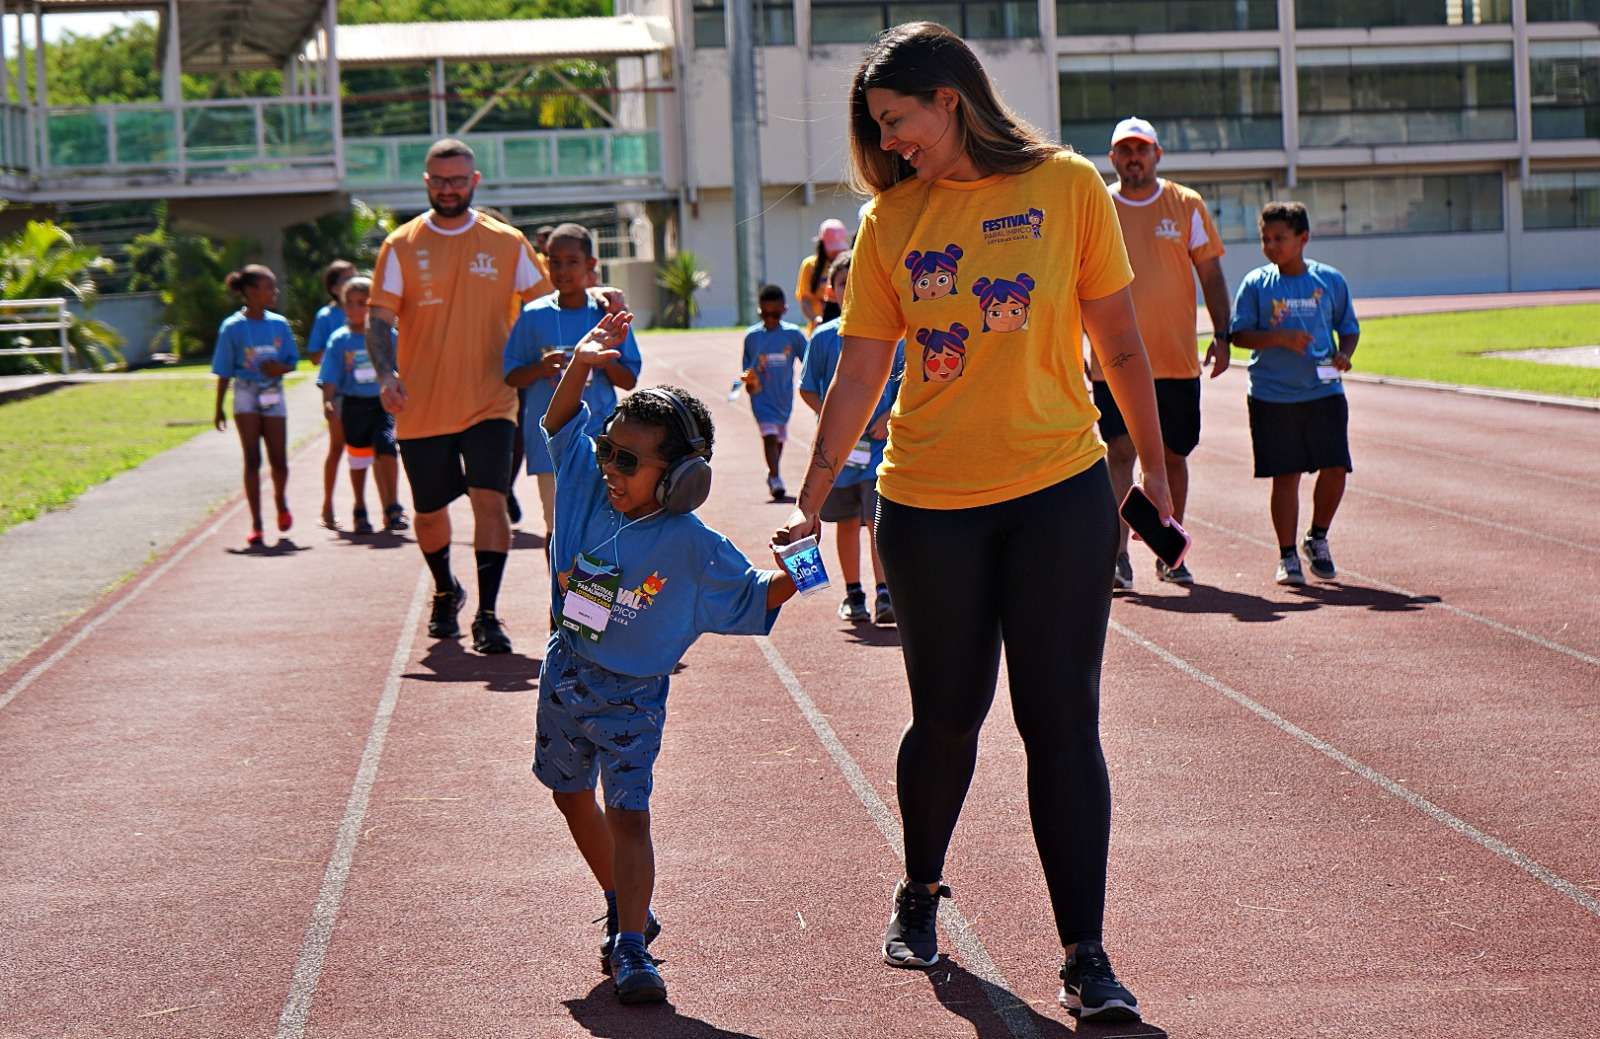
xmin=795 ymin=218 xmax=852 ymax=333
xmin=1092 ymin=116 xmax=1233 ymax=589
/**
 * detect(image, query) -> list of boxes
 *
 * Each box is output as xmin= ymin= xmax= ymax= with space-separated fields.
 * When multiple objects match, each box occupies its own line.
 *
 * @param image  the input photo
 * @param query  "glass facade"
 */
xmin=1296 ymin=0 xmax=1510 ymax=28
xmin=693 ymin=0 xmax=797 ymax=48
xmin=1059 ymin=51 xmax=1281 ymax=155
xmin=1181 ymin=179 xmax=1276 ymax=241
xmin=1056 ymin=0 xmax=1276 ymax=34
xmin=1298 ymin=173 xmax=1504 ymax=236
xmin=1531 ymin=41 xmax=1600 ymax=141
xmin=1298 ymin=44 xmax=1515 ymax=148
xmin=1523 ymin=171 xmax=1600 ymax=230
xmin=1527 ymin=0 xmax=1600 ymax=20
xmin=811 ymin=1 xmax=1037 ymax=44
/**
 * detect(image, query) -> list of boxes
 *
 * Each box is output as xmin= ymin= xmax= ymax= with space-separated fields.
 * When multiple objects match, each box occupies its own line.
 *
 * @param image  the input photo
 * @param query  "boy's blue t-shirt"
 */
xmin=543 ymin=403 xmax=781 ymax=678
xmin=210 ymin=310 xmax=298 ymax=386
xmin=317 ymin=325 xmax=393 ymax=398
xmin=504 ymin=295 xmax=644 ymax=474
xmin=1230 ymin=260 xmax=1360 ymax=404
xmin=799 ymin=319 xmax=904 ymax=488
xmin=306 ymin=302 xmax=345 ymax=358
xmin=742 ymin=321 xmax=807 ymax=425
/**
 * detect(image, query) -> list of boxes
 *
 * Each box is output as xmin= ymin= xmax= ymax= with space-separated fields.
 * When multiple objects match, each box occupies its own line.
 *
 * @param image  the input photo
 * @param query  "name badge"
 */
xmin=845 ymin=438 xmax=872 ymax=470
xmin=354 ymin=365 xmax=377 ymax=383
xmin=257 ymin=388 xmax=283 ymax=407
xmin=1316 ymin=365 xmax=1341 ymax=383
xmin=560 ymin=553 xmax=620 ymax=643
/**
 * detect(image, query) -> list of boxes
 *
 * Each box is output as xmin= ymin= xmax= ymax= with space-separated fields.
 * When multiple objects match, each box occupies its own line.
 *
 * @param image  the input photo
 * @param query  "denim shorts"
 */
xmin=233 ymin=380 xmax=288 ymax=418
xmin=532 ymin=632 xmax=670 ymax=811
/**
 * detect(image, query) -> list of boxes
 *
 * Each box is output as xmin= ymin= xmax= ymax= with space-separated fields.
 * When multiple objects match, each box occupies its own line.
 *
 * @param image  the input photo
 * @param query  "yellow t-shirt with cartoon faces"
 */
xmin=841 ymin=151 xmax=1133 ymax=510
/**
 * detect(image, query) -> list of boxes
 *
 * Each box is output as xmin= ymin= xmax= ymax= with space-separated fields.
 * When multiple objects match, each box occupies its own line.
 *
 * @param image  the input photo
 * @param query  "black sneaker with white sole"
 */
xmin=428 ymin=580 xmax=466 ymax=638
xmin=1301 ymin=534 xmax=1337 ymax=580
xmin=1058 ymin=940 xmax=1140 ymax=1023
xmin=471 ymin=610 xmax=512 ymax=654
xmin=883 ymin=879 xmax=949 ymax=967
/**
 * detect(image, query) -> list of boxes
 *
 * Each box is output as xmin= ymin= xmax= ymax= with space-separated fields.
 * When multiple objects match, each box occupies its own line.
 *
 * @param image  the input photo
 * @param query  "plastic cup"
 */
xmin=775 ymin=535 xmax=830 ymax=596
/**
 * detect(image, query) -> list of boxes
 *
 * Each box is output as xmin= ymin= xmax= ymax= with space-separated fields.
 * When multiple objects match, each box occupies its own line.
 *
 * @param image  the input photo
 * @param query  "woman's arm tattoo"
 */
xmin=1108 ymin=351 xmax=1136 ymax=369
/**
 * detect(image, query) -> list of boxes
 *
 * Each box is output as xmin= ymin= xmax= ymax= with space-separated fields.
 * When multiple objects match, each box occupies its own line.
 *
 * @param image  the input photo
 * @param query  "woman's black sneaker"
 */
xmin=352 ymin=506 xmax=373 ymax=535
xmin=383 ymin=503 xmax=409 ymax=532
xmin=882 ymin=879 xmax=949 ymax=967
xmin=1058 ymin=941 xmax=1140 ymax=1022
xmin=471 ymin=610 xmax=512 ymax=654
xmin=428 ymin=580 xmax=466 ymax=638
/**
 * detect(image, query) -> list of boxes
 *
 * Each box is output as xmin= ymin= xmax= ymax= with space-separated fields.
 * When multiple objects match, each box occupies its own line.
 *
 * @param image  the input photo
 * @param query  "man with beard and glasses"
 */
xmin=367 ymin=138 xmax=620 ymax=655
xmin=1091 ymin=116 xmax=1232 ymax=590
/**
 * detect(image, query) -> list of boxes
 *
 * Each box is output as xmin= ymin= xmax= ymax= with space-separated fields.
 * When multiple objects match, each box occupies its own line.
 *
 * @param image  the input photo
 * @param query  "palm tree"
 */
xmin=656 ymin=251 xmax=711 ymax=328
xmin=0 ymin=219 xmax=123 ymax=373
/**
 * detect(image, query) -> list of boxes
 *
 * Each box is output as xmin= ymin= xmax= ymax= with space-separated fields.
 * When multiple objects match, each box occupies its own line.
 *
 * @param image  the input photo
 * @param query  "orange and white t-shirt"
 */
xmin=841 ymin=151 xmax=1133 ymax=511
xmin=369 ymin=210 xmax=551 ymax=440
xmin=1096 ymin=178 xmax=1223 ymax=381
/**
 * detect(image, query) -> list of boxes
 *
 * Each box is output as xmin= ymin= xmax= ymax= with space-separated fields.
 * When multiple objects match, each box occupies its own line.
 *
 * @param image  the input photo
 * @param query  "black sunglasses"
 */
xmin=595 ymin=435 xmax=665 ymax=477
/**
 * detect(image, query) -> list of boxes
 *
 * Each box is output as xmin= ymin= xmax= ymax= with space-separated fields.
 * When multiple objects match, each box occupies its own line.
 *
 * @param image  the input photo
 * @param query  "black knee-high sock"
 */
xmin=476 ymin=550 xmax=508 ymax=614
xmin=424 ymin=545 xmax=454 ymax=594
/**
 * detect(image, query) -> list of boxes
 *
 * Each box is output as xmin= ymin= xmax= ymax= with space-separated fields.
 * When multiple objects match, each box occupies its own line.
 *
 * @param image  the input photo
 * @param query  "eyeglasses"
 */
xmin=426 ymin=175 xmax=472 ymax=191
xmin=595 ymin=435 xmax=665 ymax=477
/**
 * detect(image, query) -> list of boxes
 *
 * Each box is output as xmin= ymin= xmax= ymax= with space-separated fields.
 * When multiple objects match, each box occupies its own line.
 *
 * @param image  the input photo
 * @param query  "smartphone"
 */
xmin=1119 ymin=487 xmax=1192 ymax=570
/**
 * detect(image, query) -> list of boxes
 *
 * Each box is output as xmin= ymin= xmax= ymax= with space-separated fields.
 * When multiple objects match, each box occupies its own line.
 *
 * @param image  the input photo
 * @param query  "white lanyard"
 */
xmin=585 ymin=508 xmax=663 ymax=570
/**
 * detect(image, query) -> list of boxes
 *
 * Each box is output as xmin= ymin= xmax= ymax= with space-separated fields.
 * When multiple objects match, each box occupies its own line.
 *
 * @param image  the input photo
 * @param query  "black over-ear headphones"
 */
xmin=603 ymin=388 xmax=713 ymax=514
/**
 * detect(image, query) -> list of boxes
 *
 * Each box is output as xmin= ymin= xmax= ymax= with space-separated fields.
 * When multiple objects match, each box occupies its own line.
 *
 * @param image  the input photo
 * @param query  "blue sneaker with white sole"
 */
xmin=611 ymin=936 xmax=667 ymax=1004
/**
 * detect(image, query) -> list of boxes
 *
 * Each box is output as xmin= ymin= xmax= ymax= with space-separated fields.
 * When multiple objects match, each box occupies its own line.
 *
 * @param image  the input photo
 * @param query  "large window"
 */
xmin=1523 ymin=171 xmax=1600 ymax=229
xmin=810 ymin=1 xmax=1038 ymax=45
xmin=1059 ymin=51 xmax=1281 ymax=155
xmin=1531 ymin=41 xmax=1600 ymax=141
xmin=1528 ymin=0 xmax=1600 ymax=20
xmin=1056 ymin=0 xmax=1275 ymax=34
xmin=1298 ymin=173 xmax=1503 ymax=236
xmin=694 ymin=0 xmax=797 ymax=48
xmin=1181 ymin=179 xmax=1275 ymax=241
xmin=1296 ymin=0 xmax=1510 ymax=28
xmin=1298 ymin=44 xmax=1515 ymax=147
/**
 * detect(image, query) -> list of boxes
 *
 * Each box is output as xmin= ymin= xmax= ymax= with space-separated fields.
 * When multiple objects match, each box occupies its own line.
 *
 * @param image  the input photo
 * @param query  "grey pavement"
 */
xmin=0 ymin=377 xmax=327 ymax=673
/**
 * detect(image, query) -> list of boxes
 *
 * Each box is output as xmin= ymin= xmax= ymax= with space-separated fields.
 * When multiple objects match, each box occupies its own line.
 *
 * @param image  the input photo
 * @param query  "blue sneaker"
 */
xmin=610 ymin=937 xmax=667 ymax=1004
xmin=598 ymin=903 xmax=662 ymax=973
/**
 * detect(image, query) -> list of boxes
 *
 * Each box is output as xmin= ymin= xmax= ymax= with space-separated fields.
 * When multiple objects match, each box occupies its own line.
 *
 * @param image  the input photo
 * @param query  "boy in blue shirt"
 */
xmin=317 ymin=276 xmax=407 ymax=534
xmin=1229 ymin=201 xmax=1361 ymax=586
xmin=798 ymin=251 xmax=903 ymax=625
xmin=307 ymin=260 xmax=354 ymax=530
xmin=536 ymin=310 xmax=797 ymax=1005
xmin=740 ymin=284 xmax=807 ymax=501
xmin=505 ymin=223 xmax=643 ymax=546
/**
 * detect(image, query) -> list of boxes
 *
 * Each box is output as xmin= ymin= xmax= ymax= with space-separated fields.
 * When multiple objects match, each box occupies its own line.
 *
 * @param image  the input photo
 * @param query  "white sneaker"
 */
xmin=1112 ymin=553 xmax=1133 ymax=591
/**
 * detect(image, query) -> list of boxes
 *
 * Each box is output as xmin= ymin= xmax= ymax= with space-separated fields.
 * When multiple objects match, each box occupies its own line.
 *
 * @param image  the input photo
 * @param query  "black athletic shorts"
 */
xmin=1092 ymin=377 xmax=1202 ymax=457
xmin=399 ymin=418 xmax=516 ymax=515
xmin=340 ymin=396 xmax=397 ymax=457
xmin=1246 ymin=394 xmax=1353 ymax=478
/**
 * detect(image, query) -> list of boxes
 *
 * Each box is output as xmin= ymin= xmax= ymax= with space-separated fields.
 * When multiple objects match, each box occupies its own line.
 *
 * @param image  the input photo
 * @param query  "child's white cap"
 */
xmin=1111 ymin=117 xmax=1159 ymax=148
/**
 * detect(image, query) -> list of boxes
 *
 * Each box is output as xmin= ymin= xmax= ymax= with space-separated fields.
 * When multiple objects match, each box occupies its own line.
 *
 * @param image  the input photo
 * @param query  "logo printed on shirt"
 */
xmin=972 ymin=274 xmax=1035 ymax=333
xmin=905 ymin=245 xmax=964 ymax=301
xmin=468 ymin=252 xmax=499 ymax=278
xmin=612 ymin=571 xmax=668 ymax=625
xmin=1269 ymin=287 xmax=1324 ymax=327
xmin=917 ymin=324 xmax=969 ymax=383
xmin=1154 ymin=217 xmax=1183 ymax=241
xmin=980 ymin=207 xmax=1045 ymax=246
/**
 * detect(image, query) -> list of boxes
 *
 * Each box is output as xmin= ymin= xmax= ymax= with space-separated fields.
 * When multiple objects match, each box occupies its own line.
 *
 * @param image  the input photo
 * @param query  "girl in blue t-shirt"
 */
xmin=307 ymin=259 xmax=355 ymax=528
xmin=211 ymin=265 xmax=299 ymax=547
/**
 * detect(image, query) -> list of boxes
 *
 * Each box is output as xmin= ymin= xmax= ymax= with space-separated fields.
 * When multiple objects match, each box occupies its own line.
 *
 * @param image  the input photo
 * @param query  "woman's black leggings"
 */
xmin=875 ymin=462 xmax=1118 ymax=948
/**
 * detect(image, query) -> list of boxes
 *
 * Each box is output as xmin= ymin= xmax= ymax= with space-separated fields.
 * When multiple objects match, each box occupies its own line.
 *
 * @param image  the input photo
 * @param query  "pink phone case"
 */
xmin=1121 ymin=488 xmax=1193 ymax=570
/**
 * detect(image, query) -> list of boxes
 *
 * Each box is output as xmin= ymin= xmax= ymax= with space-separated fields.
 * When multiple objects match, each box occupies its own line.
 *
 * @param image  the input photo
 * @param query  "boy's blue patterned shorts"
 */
xmin=532 ymin=632 xmax=670 ymax=811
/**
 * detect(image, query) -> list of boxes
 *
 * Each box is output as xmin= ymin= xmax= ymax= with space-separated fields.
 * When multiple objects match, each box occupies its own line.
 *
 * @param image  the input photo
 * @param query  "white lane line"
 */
xmin=0 ymin=499 xmax=245 ymax=714
xmin=1186 ymin=515 xmax=1600 ymax=669
xmin=275 ymin=567 xmax=430 ymax=1039
xmin=755 ymin=636 xmax=1042 ymax=1039
xmin=1108 ymin=618 xmax=1600 ymax=922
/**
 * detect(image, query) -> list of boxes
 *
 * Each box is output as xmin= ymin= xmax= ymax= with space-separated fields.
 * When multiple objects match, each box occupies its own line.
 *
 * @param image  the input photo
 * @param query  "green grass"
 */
xmin=1225 ymin=304 xmax=1600 ymax=399
xmin=0 ymin=379 xmax=220 ymax=534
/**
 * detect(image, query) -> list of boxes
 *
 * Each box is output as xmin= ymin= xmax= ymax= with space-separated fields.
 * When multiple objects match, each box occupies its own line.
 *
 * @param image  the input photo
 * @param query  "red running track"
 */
xmin=2 ymin=332 xmax=1597 ymax=1038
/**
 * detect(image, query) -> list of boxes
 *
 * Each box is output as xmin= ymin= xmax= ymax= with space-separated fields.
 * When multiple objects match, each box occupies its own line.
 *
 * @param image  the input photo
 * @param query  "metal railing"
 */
xmin=34 ymin=97 xmax=337 ymax=180
xmin=1 ymin=104 xmax=29 ymax=173
xmin=343 ymin=128 xmax=663 ymax=188
xmin=0 ymin=299 xmax=75 ymax=371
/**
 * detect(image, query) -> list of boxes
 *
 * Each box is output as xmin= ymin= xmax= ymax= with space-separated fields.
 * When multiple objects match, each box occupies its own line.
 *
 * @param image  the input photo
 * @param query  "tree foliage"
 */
xmin=0 ymin=220 xmax=123 ymax=373
xmin=125 ymin=206 xmax=255 ymax=360
xmin=281 ymin=200 xmax=395 ymax=336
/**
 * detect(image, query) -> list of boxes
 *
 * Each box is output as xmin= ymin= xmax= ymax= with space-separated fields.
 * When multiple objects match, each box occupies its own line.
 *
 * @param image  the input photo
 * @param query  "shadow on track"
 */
xmin=564 ymin=980 xmax=763 ymax=1038
xmin=407 ymin=638 xmax=540 ymax=693
xmin=928 ymin=959 xmax=1168 ymax=1038
xmin=224 ymin=538 xmax=312 ymax=557
xmin=512 ymin=529 xmax=550 ymax=552
xmin=840 ymin=622 xmax=902 ymax=648
xmin=331 ymin=529 xmax=412 ymax=551
xmin=1122 ymin=581 xmax=1437 ymax=622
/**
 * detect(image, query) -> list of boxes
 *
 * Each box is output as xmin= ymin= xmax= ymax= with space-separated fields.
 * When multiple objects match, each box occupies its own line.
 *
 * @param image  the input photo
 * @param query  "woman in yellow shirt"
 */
xmin=794 ymin=218 xmax=851 ymax=332
xmin=775 ymin=22 xmax=1172 ymax=1024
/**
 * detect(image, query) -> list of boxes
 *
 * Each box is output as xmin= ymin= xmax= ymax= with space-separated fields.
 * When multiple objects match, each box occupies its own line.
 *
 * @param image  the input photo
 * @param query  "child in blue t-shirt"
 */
xmin=740 ymin=284 xmax=807 ymax=501
xmin=798 ymin=251 xmax=903 ymax=626
xmin=1229 ymin=201 xmax=1361 ymax=587
xmin=210 ymin=264 xmax=298 ymax=548
xmin=316 ymin=276 xmax=406 ymax=535
xmin=504 ymin=223 xmax=643 ymax=542
xmin=536 ymin=309 xmax=797 ymax=1006
xmin=306 ymin=259 xmax=355 ymax=529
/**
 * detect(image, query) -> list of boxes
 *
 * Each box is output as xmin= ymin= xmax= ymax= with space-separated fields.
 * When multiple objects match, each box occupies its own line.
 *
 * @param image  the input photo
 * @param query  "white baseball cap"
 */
xmin=1111 ymin=117 xmax=1159 ymax=147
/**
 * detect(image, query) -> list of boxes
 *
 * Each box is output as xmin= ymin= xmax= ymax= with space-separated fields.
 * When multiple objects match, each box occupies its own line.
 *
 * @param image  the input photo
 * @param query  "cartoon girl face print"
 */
xmin=905 ymin=244 xmax=964 ymax=302
xmin=972 ymin=274 xmax=1035 ymax=334
xmin=916 ymin=323 xmax=970 ymax=383
xmin=1026 ymin=208 xmax=1044 ymax=239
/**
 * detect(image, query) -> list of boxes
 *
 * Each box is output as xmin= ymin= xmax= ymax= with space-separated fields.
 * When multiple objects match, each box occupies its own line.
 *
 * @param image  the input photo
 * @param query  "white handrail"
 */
xmin=0 ymin=298 xmax=76 ymax=371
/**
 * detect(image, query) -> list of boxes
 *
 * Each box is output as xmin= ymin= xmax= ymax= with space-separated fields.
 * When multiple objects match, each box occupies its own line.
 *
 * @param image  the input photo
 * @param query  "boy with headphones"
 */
xmin=535 ymin=310 xmax=798 ymax=1005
